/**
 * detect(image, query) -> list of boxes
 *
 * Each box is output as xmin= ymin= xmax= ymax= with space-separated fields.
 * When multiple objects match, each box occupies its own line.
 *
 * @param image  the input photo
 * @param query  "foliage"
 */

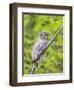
xmin=23 ymin=14 xmax=63 ymax=74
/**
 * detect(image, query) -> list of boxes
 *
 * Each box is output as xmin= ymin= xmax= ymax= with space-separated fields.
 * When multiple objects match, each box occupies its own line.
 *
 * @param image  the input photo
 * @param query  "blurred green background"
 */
xmin=23 ymin=14 xmax=63 ymax=74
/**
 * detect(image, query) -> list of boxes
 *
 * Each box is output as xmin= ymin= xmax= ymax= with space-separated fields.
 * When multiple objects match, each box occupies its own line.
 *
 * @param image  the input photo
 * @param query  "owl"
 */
xmin=31 ymin=31 xmax=49 ymax=74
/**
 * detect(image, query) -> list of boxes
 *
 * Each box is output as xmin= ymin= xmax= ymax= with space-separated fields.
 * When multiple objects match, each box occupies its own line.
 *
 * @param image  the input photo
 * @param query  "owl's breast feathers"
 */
xmin=32 ymin=39 xmax=48 ymax=63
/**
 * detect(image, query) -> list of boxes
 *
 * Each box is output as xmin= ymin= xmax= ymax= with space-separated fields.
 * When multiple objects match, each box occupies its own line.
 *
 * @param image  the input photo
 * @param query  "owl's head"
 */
xmin=39 ymin=31 xmax=49 ymax=40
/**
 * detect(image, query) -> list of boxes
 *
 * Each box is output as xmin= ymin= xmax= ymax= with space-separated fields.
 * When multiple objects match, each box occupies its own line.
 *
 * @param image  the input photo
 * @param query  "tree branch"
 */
xmin=47 ymin=25 xmax=63 ymax=49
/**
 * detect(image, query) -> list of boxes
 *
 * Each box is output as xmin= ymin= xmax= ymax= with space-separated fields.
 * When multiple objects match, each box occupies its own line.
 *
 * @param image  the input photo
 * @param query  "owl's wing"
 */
xmin=32 ymin=40 xmax=47 ymax=63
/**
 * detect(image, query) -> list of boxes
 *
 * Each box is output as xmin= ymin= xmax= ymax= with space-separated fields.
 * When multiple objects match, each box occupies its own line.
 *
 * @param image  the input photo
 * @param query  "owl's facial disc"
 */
xmin=39 ymin=31 xmax=48 ymax=40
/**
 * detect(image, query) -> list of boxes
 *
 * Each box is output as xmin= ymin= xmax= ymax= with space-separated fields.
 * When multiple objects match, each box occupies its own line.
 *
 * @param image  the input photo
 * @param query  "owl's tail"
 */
xmin=30 ymin=62 xmax=38 ymax=74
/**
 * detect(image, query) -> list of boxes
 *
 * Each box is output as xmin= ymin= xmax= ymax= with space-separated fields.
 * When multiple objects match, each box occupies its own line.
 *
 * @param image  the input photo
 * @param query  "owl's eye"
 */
xmin=40 ymin=34 xmax=43 ymax=36
xmin=44 ymin=34 xmax=46 ymax=36
xmin=46 ymin=33 xmax=48 ymax=36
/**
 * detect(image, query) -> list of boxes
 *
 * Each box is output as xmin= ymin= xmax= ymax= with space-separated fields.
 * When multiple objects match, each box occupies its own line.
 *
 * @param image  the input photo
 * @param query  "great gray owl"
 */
xmin=31 ymin=31 xmax=49 ymax=74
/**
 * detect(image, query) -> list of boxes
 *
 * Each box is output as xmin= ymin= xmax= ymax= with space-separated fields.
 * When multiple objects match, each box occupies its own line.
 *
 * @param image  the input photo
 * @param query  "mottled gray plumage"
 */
xmin=31 ymin=31 xmax=48 ymax=74
xmin=32 ymin=31 xmax=48 ymax=63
